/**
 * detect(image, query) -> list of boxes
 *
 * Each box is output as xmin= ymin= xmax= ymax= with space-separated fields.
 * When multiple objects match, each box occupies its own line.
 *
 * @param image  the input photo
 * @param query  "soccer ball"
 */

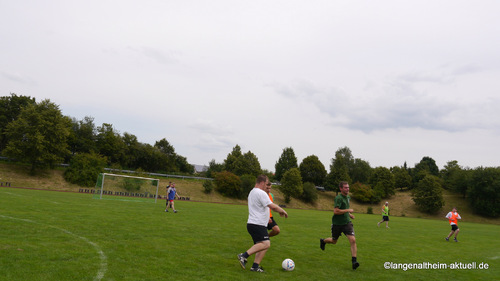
xmin=282 ymin=258 xmax=295 ymax=271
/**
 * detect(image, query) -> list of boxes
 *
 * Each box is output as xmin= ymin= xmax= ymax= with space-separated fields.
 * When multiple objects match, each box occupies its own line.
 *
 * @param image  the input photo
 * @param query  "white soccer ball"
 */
xmin=282 ymin=258 xmax=295 ymax=271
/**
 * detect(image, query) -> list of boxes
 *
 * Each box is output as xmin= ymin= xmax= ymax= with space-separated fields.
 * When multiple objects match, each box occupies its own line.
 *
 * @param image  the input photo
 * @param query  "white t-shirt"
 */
xmin=247 ymin=187 xmax=273 ymax=226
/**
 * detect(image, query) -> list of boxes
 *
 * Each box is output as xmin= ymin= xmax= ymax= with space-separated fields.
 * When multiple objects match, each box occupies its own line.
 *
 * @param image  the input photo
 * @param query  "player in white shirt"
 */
xmin=237 ymin=175 xmax=288 ymax=272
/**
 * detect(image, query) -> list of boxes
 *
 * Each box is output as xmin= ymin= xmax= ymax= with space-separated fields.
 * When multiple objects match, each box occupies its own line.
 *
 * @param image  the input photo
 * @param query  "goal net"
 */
xmin=93 ymin=173 xmax=160 ymax=203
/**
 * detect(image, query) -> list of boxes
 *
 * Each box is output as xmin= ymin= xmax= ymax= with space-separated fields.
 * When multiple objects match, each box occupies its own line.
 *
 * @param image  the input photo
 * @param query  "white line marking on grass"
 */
xmin=1 ymin=191 xmax=61 ymax=204
xmin=0 ymin=215 xmax=107 ymax=281
xmin=0 ymin=191 xmax=24 ymax=197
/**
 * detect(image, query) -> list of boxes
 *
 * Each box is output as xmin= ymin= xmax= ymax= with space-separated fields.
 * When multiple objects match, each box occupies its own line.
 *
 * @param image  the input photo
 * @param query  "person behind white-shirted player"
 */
xmin=237 ymin=175 xmax=288 ymax=273
xmin=265 ymin=183 xmax=280 ymax=237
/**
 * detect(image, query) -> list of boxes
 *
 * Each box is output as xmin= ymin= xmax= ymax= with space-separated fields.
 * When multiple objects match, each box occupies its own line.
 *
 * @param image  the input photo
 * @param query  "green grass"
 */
xmin=1 ymin=187 xmax=499 ymax=281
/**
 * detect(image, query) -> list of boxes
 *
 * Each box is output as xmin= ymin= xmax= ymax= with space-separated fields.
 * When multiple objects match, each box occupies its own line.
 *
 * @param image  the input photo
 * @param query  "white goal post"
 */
xmin=94 ymin=173 xmax=160 ymax=203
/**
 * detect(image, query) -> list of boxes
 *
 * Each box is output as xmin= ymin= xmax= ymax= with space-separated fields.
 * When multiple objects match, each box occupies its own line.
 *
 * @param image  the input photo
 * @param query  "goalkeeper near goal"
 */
xmin=165 ymin=182 xmax=180 ymax=213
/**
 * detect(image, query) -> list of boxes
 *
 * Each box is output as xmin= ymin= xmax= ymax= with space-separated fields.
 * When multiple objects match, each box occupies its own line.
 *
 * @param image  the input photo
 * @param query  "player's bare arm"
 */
xmin=334 ymin=207 xmax=354 ymax=215
xmin=269 ymin=203 xmax=288 ymax=218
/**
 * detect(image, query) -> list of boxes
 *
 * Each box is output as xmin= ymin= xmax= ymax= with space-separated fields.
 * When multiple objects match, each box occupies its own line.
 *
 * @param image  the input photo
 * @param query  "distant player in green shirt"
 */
xmin=319 ymin=181 xmax=359 ymax=270
xmin=377 ymin=202 xmax=390 ymax=228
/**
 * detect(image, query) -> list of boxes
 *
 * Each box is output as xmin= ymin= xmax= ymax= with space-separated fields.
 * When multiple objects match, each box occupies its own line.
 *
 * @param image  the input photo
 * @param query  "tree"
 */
xmin=0 ymin=94 xmax=37 ymax=153
xmin=153 ymin=138 xmax=193 ymax=173
xmin=224 ymin=145 xmax=261 ymax=176
xmin=67 ymin=116 xmax=97 ymax=156
xmin=206 ymin=159 xmax=224 ymax=178
xmin=466 ymin=167 xmax=500 ymax=217
xmin=440 ymin=161 xmax=470 ymax=198
xmin=299 ymin=155 xmax=326 ymax=186
xmin=224 ymin=144 xmax=243 ymax=173
xmin=280 ymin=168 xmax=303 ymax=203
xmin=122 ymin=132 xmax=141 ymax=168
xmin=392 ymin=166 xmax=412 ymax=190
xmin=411 ymin=175 xmax=444 ymax=214
xmin=351 ymin=158 xmax=372 ymax=184
xmin=241 ymin=151 xmax=261 ymax=177
xmin=154 ymin=138 xmax=175 ymax=156
xmin=275 ymin=147 xmax=298 ymax=182
xmin=95 ymin=123 xmax=126 ymax=166
xmin=3 ymin=99 xmax=71 ymax=174
xmin=326 ymin=147 xmax=353 ymax=191
xmin=64 ymin=152 xmax=107 ymax=186
xmin=369 ymin=167 xmax=395 ymax=199
xmin=154 ymin=138 xmax=177 ymax=172
xmin=174 ymin=154 xmax=194 ymax=174
xmin=133 ymin=142 xmax=163 ymax=172
xmin=415 ymin=156 xmax=439 ymax=176
xmin=451 ymin=168 xmax=472 ymax=199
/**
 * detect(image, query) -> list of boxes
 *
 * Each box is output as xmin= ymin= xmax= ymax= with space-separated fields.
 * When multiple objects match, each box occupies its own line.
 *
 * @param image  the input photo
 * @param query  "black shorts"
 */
xmin=451 ymin=224 xmax=459 ymax=231
xmin=382 ymin=216 xmax=389 ymax=221
xmin=267 ymin=217 xmax=278 ymax=230
xmin=331 ymin=222 xmax=355 ymax=240
xmin=247 ymin=224 xmax=270 ymax=244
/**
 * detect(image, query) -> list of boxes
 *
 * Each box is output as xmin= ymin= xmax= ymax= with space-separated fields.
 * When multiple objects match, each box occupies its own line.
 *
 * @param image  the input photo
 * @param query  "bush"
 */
xmin=367 ymin=206 xmax=373 ymax=214
xmin=203 ymin=180 xmax=214 ymax=194
xmin=300 ymin=182 xmax=318 ymax=204
xmin=351 ymin=182 xmax=380 ymax=203
xmin=214 ymin=171 xmax=242 ymax=199
xmin=64 ymin=152 xmax=107 ymax=187
xmin=240 ymin=174 xmax=256 ymax=198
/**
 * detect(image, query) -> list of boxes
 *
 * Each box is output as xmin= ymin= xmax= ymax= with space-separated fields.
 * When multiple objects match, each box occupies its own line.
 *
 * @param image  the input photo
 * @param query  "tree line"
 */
xmin=0 ymin=94 xmax=193 ymax=178
xmin=204 ymin=139 xmax=499 ymax=218
xmin=1 ymin=94 xmax=499 ymax=217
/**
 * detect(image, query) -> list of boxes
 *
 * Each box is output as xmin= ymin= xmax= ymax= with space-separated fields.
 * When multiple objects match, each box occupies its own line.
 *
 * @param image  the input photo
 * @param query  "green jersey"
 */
xmin=382 ymin=205 xmax=389 ymax=216
xmin=332 ymin=194 xmax=351 ymax=225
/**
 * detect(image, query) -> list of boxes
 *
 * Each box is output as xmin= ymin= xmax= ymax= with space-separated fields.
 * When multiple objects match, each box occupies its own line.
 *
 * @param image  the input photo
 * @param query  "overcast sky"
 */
xmin=2 ymin=1 xmax=500 ymax=172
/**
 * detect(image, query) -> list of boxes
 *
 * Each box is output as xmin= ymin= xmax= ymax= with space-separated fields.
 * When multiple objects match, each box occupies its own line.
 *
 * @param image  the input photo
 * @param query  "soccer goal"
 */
xmin=93 ymin=173 xmax=160 ymax=203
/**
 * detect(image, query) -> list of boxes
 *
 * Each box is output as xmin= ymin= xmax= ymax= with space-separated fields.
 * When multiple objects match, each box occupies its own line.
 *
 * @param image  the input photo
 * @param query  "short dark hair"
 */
xmin=339 ymin=181 xmax=348 ymax=188
xmin=256 ymin=175 xmax=268 ymax=184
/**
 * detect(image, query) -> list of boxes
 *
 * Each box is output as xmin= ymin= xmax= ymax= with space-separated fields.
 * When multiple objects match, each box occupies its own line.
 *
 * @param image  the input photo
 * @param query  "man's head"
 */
xmin=256 ymin=175 xmax=269 ymax=190
xmin=452 ymin=207 xmax=457 ymax=212
xmin=339 ymin=181 xmax=349 ymax=196
xmin=385 ymin=202 xmax=389 ymax=206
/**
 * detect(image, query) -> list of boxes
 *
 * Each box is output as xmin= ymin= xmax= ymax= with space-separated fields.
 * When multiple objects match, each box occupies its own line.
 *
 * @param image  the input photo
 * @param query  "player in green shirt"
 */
xmin=320 ymin=181 xmax=359 ymax=270
xmin=377 ymin=202 xmax=390 ymax=228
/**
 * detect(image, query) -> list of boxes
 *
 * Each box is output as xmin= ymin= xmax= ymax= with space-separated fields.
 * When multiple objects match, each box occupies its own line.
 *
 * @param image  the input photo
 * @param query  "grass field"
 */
xmin=1 ymin=186 xmax=499 ymax=281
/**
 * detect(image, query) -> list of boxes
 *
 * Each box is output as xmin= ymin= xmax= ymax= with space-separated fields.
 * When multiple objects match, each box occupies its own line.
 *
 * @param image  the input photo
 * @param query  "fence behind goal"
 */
xmin=93 ymin=173 xmax=160 ymax=203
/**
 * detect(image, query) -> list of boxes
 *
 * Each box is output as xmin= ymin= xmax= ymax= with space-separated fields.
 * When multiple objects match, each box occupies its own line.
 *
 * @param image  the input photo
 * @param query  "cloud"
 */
xmin=271 ymin=65 xmax=500 ymax=133
xmin=188 ymin=119 xmax=236 ymax=153
xmin=0 ymin=71 xmax=36 ymax=86
xmin=450 ymin=63 xmax=487 ymax=76
xmin=127 ymin=46 xmax=180 ymax=65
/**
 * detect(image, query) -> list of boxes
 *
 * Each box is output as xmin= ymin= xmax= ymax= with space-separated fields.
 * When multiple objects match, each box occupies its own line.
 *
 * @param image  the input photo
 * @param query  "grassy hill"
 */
xmin=1 ymin=162 xmax=499 ymax=225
